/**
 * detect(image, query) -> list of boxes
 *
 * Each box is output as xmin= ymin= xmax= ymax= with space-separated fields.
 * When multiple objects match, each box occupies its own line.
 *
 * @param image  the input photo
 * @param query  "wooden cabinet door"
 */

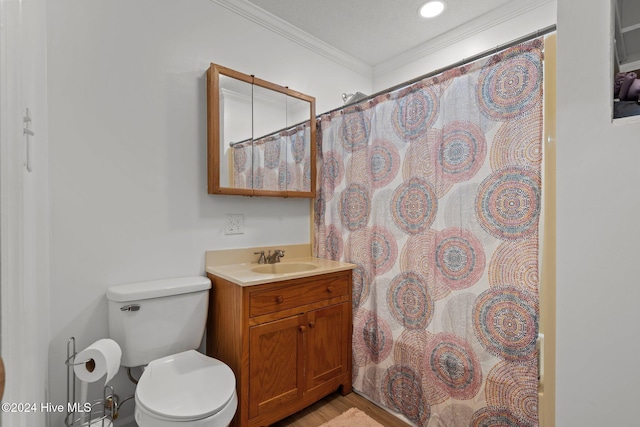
xmin=249 ymin=314 xmax=305 ymax=419
xmin=305 ymin=302 xmax=350 ymax=393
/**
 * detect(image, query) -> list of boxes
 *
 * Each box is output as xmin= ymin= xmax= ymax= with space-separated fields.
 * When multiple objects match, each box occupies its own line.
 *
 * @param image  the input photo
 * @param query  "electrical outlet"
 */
xmin=225 ymin=214 xmax=244 ymax=235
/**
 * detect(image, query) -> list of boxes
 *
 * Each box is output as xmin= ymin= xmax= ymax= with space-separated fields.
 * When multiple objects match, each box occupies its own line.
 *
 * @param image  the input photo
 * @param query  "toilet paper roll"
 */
xmin=73 ymin=339 xmax=121 ymax=385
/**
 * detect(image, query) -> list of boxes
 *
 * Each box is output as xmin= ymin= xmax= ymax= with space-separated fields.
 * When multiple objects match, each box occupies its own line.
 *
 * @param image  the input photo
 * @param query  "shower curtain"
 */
xmin=314 ymin=39 xmax=543 ymax=427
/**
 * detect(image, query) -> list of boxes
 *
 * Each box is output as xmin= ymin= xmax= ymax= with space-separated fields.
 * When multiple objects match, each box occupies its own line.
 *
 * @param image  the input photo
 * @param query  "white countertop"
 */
xmin=205 ymin=257 xmax=356 ymax=286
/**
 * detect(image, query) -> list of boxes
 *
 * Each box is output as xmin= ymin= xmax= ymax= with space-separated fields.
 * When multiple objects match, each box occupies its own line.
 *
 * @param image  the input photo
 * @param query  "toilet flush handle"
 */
xmin=120 ymin=304 xmax=141 ymax=312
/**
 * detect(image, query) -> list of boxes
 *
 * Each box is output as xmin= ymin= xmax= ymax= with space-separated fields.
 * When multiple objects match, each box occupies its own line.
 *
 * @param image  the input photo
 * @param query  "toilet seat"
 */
xmin=135 ymin=350 xmax=236 ymax=421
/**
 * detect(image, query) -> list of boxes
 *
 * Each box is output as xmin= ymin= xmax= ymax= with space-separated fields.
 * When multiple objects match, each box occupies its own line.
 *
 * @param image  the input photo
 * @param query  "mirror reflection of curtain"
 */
xmin=233 ymin=123 xmax=313 ymax=192
xmin=285 ymin=123 xmax=312 ymax=192
xmin=232 ymin=142 xmax=252 ymax=189
xmin=251 ymin=135 xmax=284 ymax=191
xmin=315 ymin=39 xmax=544 ymax=426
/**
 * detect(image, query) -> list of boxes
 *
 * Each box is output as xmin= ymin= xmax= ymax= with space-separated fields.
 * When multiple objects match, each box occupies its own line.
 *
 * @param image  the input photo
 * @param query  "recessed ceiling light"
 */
xmin=419 ymin=1 xmax=446 ymax=18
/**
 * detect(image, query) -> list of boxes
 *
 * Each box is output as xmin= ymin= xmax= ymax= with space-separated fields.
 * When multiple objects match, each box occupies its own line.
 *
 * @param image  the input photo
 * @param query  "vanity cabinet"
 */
xmin=206 ymin=270 xmax=352 ymax=427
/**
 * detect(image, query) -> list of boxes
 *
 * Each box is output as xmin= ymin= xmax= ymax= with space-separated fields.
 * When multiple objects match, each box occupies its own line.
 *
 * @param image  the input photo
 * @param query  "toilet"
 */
xmin=106 ymin=276 xmax=237 ymax=427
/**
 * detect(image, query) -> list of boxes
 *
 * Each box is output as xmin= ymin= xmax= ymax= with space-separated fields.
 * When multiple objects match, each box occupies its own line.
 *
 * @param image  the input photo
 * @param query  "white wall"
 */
xmin=372 ymin=1 xmax=556 ymax=91
xmin=46 ymin=1 xmax=371 ymax=425
xmin=556 ymin=1 xmax=640 ymax=425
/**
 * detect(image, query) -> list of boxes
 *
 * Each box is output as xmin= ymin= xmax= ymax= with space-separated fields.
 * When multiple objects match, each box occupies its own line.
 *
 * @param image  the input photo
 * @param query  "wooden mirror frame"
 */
xmin=207 ymin=63 xmax=316 ymax=198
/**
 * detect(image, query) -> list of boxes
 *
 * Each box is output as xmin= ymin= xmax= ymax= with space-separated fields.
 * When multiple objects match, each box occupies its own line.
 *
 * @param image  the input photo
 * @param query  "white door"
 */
xmin=0 ymin=1 xmax=49 ymax=426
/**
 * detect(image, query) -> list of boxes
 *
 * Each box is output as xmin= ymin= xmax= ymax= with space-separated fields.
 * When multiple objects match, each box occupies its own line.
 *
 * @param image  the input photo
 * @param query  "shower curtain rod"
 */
xmin=319 ymin=24 xmax=557 ymax=117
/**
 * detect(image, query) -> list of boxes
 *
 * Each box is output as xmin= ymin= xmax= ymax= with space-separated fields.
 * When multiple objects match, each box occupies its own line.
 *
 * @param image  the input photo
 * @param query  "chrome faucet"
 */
xmin=265 ymin=249 xmax=285 ymax=264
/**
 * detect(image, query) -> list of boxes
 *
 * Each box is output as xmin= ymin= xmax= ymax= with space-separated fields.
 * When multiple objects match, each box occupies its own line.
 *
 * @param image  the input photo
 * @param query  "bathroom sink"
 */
xmin=207 ymin=256 xmax=357 ymax=286
xmin=251 ymin=262 xmax=319 ymax=275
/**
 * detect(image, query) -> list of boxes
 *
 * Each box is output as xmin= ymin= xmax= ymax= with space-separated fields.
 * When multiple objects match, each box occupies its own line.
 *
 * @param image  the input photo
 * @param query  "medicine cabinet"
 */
xmin=207 ymin=64 xmax=316 ymax=197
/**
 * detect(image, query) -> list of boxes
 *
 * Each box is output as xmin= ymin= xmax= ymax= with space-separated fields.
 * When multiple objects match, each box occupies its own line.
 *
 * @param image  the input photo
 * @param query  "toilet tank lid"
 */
xmin=106 ymin=276 xmax=211 ymax=302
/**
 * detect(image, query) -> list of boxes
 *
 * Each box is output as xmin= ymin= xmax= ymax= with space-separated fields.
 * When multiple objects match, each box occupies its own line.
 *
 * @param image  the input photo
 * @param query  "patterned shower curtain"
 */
xmin=314 ymin=39 xmax=543 ymax=427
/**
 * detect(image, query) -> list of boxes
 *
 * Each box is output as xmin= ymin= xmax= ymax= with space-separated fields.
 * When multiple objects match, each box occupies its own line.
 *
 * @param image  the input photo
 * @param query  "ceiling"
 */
xmin=244 ymin=0 xmax=526 ymax=66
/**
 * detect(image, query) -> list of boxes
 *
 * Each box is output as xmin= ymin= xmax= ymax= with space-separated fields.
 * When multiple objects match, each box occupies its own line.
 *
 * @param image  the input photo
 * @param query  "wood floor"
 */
xmin=270 ymin=392 xmax=412 ymax=427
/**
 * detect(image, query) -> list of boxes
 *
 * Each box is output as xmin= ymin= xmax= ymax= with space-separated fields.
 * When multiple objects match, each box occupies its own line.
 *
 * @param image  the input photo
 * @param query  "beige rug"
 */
xmin=319 ymin=408 xmax=385 ymax=427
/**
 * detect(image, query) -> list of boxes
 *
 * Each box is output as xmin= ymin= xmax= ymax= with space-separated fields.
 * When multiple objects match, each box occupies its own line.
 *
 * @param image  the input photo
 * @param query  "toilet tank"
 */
xmin=106 ymin=276 xmax=211 ymax=367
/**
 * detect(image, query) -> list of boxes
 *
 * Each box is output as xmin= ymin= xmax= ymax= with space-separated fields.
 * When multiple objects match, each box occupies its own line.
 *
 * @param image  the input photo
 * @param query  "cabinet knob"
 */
xmin=327 ymin=286 xmax=334 ymax=293
xmin=299 ymin=325 xmax=307 ymax=333
xmin=309 ymin=321 xmax=315 ymax=328
xmin=275 ymin=296 xmax=284 ymax=303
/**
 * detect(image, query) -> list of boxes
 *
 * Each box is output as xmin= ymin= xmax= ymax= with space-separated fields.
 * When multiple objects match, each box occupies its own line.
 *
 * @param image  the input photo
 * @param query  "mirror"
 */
xmin=207 ymin=64 xmax=316 ymax=197
xmin=218 ymin=73 xmax=253 ymax=189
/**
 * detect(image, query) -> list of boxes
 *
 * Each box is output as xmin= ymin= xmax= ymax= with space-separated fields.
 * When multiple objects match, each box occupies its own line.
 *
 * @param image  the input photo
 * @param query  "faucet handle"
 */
xmin=254 ymin=251 xmax=266 ymax=264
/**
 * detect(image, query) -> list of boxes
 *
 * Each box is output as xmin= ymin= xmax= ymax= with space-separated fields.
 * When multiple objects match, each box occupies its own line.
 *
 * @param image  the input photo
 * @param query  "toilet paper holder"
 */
xmin=64 ymin=337 xmax=117 ymax=427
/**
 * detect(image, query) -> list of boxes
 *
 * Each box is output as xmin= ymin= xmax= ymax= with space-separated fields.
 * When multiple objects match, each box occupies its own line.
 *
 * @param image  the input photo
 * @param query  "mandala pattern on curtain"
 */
xmin=315 ymin=39 xmax=543 ymax=427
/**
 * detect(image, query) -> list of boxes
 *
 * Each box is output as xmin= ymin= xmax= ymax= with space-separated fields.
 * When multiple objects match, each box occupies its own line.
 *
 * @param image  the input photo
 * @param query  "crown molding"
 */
xmin=210 ymin=0 xmax=373 ymax=78
xmin=210 ymin=0 xmax=555 ymax=83
xmin=373 ymin=0 xmax=556 ymax=77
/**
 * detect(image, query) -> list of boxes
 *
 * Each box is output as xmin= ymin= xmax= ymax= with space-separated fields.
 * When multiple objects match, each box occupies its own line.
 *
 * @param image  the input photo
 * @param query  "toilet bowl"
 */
xmin=134 ymin=350 xmax=237 ymax=427
xmin=106 ymin=277 xmax=238 ymax=427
